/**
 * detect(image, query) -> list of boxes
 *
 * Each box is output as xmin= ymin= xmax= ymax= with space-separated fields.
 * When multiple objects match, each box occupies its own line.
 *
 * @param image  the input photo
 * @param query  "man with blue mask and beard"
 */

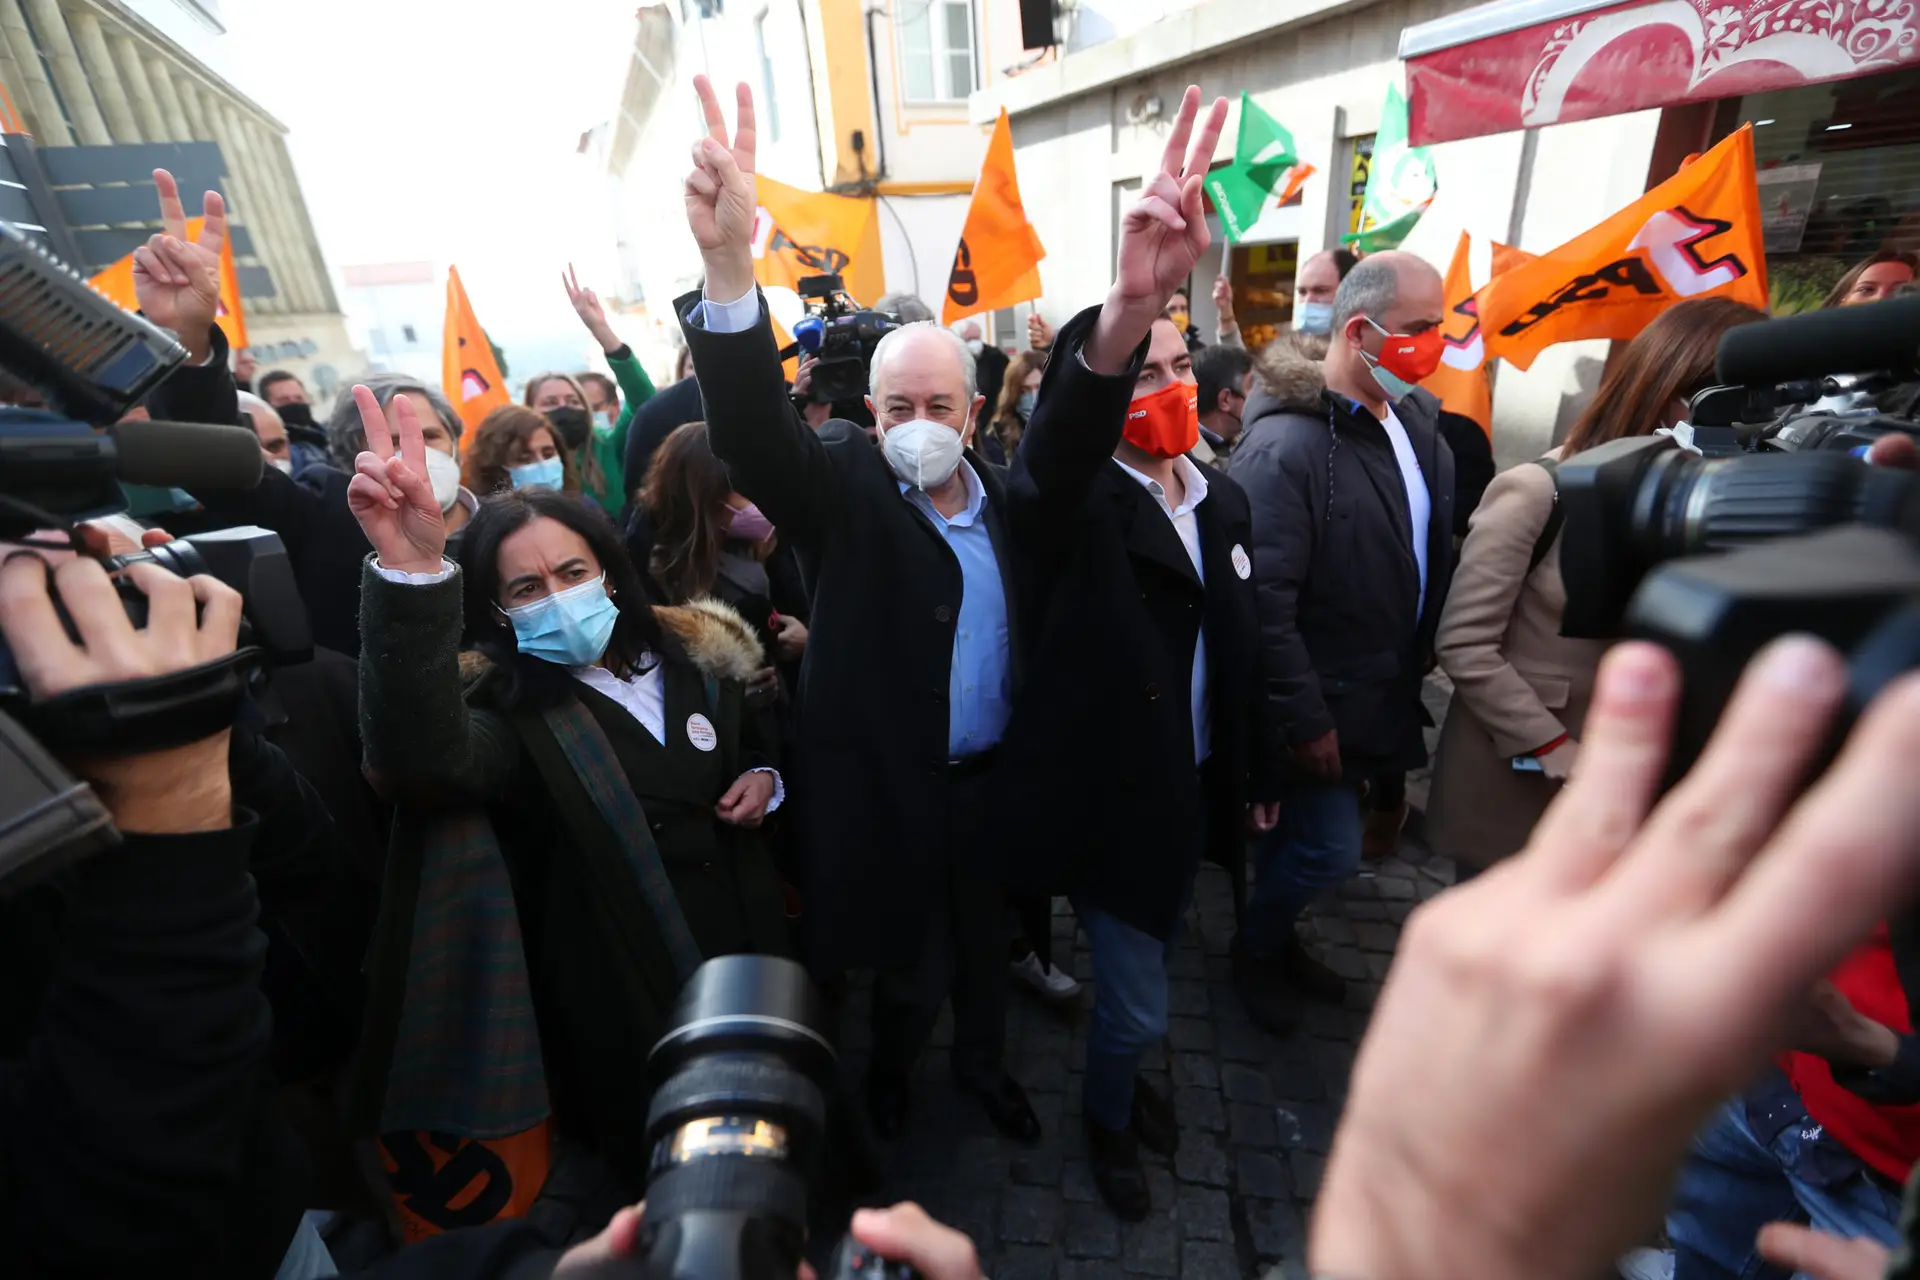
xmin=674 ymin=74 xmax=1230 ymax=1151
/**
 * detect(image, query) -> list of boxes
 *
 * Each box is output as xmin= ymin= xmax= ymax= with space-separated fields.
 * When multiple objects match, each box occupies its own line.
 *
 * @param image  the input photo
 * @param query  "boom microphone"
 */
xmin=107 ymin=420 xmax=264 ymax=490
xmin=1717 ymin=297 xmax=1920 ymax=388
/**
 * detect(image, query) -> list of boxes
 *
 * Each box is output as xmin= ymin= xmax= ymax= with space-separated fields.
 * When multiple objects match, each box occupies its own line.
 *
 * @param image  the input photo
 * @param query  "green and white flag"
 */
xmin=1344 ymin=84 xmax=1437 ymax=253
xmin=1204 ymin=93 xmax=1310 ymax=244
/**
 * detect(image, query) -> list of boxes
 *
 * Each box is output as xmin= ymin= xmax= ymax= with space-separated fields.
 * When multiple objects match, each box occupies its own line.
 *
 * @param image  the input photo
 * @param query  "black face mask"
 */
xmin=277 ymin=402 xmax=314 ymax=428
xmin=546 ymin=405 xmax=591 ymax=450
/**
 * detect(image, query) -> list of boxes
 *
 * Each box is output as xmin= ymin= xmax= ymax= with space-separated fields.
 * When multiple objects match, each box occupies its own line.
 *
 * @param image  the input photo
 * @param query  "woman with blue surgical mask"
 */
xmin=346 ymin=386 xmax=792 ymax=1182
xmin=461 ymin=404 xmax=583 ymax=497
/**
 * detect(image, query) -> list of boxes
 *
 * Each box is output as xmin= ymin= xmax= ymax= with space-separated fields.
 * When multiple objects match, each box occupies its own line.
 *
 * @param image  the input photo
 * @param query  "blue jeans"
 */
xmin=1241 ymin=781 xmax=1363 ymax=957
xmin=1669 ymin=1097 xmax=1903 ymax=1280
xmin=1075 ymin=900 xmax=1173 ymax=1133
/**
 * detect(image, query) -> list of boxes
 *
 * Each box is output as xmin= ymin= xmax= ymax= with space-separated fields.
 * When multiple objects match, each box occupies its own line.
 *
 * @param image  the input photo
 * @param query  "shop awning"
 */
xmin=1399 ymin=0 xmax=1919 ymax=146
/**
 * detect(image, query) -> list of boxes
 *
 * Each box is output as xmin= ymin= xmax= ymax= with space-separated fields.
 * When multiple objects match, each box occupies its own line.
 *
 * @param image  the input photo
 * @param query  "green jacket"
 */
xmin=356 ymin=565 xmax=787 ymax=1167
xmin=577 ymin=344 xmax=657 ymax=518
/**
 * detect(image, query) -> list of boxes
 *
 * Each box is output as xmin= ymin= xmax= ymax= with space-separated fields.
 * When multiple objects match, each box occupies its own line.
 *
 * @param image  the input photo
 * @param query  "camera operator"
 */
xmin=1306 ymin=637 xmax=1920 ymax=1280
xmin=1426 ymin=297 xmax=1766 ymax=876
xmin=0 ymin=549 xmax=276 ymax=1275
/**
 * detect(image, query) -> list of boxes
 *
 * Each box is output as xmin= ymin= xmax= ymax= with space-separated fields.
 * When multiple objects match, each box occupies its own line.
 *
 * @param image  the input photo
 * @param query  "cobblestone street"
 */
xmin=834 ymin=842 xmax=1455 ymax=1279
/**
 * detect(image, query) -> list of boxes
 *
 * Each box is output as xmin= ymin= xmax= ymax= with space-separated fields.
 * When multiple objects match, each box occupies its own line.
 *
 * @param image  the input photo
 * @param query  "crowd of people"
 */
xmin=1 ymin=73 xmax=1919 ymax=1280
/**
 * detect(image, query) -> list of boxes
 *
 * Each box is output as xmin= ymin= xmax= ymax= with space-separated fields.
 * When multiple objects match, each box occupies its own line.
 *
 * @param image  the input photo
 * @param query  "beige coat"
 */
xmin=1425 ymin=451 xmax=1611 ymax=869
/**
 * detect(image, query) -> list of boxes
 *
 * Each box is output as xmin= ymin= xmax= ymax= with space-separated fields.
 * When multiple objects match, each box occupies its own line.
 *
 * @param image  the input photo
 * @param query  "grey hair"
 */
xmin=1331 ymin=256 xmax=1402 ymax=335
xmin=876 ymin=291 xmax=936 ymax=324
xmin=868 ymin=321 xmax=977 ymax=401
xmin=236 ymin=390 xmax=281 ymax=428
xmin=326 ymin=371 xmax=463 ymax=465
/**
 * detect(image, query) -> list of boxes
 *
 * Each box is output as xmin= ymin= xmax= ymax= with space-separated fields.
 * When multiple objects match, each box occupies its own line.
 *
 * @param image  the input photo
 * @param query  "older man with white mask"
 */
xmin=676 ymin=74 xmax=1229 ymax=1151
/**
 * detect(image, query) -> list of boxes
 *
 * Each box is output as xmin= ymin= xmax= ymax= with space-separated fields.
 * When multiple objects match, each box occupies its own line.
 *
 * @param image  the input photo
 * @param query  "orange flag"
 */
xmin=1421 ymin=233 xmax=1541 ymax=439
xmin=751 ymin=175 xmax=886 ymax=307
xmin=89 ymin=216 xmax=248 ymax=351
xmin=443 ymin=265 xmax=509 ymax=431
xmin=1479 ymin=126 xmax=1767 ymax=371
xmin=1424 ymin=233 xmax=1492 ymax=438
xmin=942 ymin=110 xmax=1046 ymax=325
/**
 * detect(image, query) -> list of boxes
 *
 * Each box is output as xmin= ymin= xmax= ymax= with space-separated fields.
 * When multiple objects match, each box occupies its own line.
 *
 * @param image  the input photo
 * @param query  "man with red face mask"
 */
xmin=986 ymin=213 xmax=1284 ymax=1224
xmin=1225 ymin=250 xmax=1456 ymax=1032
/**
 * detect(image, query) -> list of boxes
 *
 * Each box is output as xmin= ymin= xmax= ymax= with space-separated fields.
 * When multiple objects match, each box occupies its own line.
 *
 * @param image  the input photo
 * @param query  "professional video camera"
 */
xmin=0 ymin=217 xmax=307 ymax=890
xmin=781 ymin=273 xmax=901 ymax=405
xmin=1556 ymin=295 xmax=1920 ymax=780
xmin=621 ymin=955 xmax=918 ymax=1280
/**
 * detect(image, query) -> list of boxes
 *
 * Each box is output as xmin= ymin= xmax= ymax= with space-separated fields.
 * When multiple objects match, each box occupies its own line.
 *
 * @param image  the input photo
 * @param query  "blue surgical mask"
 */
xmin=592 ymin=410 xmax=613 ymax=432
xmin=1016 ymin=390 xmax=1037 ymax=420
xmin=503 ymin=573 xmax=620 ymax=667
xmin=509 ymin=456 xmax=566 ymax=491
xmin=1296 ymin=301 xmax=1334 ymax=335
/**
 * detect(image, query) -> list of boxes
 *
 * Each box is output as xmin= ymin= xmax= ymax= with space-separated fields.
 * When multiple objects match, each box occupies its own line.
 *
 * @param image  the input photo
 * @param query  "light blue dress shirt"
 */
xmin=899 ymin=463 xmax=1013 ymax=759
xmin=690 ymin=284 xmax=1012 ymax=760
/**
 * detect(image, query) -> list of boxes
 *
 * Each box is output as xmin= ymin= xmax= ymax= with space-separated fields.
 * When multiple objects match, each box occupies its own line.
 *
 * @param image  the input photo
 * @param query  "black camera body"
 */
xmin=789 ymin=273 xmax=901 ymax=406
xmin=0 ymin=217 xmax=305 ymax=889
xmin=622 ymin=956 xmax=919 ymax=1280
xmin=1557 ymin=297 xmax=1920 ymax=780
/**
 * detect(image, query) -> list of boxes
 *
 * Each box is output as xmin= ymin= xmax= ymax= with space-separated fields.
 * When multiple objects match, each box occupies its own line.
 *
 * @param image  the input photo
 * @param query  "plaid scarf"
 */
xmin=364 ymin=697 xmax=701 ymax=1139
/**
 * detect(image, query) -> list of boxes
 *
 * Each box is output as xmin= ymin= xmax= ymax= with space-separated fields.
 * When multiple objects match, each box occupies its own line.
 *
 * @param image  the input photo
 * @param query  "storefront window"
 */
xmin=1228 ymin=242 xmax=1298 ymax=350
xmin=1719 ymin=66 xmax=1920 ymax=314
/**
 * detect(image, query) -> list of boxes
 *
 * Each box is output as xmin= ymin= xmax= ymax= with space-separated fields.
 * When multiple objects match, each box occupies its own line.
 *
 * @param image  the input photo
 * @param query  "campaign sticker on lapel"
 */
xmin=1231 ymin=544 xmax=1252 ymax=581
xmin=686 ymin=713 xmax=718 ymax=752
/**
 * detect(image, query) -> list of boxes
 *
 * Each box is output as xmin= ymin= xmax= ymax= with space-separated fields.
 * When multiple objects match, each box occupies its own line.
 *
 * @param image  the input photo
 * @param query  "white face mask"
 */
xmin=964 ymin=338 xmax=984 ymax=356
xmin=270 ymin=456 xmax=294 ymax=474
xmin=423 ymin=445 xmax=464 ymax=512
xmin=880 ymin=418 xmax=966 ymax=490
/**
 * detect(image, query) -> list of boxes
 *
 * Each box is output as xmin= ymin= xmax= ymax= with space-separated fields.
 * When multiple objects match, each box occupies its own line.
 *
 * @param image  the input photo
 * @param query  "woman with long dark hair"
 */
xmin=634 ymin=421 xmax=810 ymax=686
xmin=1426 ymin=297 xmax=1767 ymax=875
xmin=344 ymin=387 xmax=788 ymax=1206
xmin=986 ymin=350 xmax=1047 ymax=465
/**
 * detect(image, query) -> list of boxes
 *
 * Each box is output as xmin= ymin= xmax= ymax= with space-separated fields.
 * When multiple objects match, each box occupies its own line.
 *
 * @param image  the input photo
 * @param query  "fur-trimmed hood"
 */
xmin=456 ymin=596 xmax=767 ymax=686
xmin=1250 ymin=331 xmax=1331 ymax=416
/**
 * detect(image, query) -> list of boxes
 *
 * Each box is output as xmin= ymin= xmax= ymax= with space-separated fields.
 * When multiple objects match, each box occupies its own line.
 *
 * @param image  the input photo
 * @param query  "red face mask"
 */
xmin=1124 ymin=381 xmax=1200 ymax=459
xmin=1363 ymin=317 xmax=1445 ymax=396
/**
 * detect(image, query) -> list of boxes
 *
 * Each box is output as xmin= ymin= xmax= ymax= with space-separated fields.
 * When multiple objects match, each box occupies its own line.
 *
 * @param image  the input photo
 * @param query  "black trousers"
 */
xmin=1012 ymin=894 xmax=1054 ymax=969
xmin=869 ymin=765 xmax=1007 ymax=1092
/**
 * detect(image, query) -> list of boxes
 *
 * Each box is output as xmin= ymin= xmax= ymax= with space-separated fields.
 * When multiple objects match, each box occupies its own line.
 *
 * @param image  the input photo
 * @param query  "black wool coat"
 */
xmin=985 ymin=388 xmax=1284 ymax=943
xmin=679 ymin=291 xmax=1146 ymax=970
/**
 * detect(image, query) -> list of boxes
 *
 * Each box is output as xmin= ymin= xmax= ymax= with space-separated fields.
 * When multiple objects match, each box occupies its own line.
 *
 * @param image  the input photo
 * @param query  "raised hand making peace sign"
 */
xmin=131 ymin=168 xmax=227 ymax=365
xmin=345 ymin=385 xmax=447 ymax=577
xmin=1086 ymin=87 xmax=1229 ymax=373
xmin=683 ymin=75 xmax=759 ymax=305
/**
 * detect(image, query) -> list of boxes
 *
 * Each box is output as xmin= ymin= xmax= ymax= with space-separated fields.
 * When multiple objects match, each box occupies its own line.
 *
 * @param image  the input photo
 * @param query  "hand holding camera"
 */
xmin=0 ymin=552 xmax=239 ymax=833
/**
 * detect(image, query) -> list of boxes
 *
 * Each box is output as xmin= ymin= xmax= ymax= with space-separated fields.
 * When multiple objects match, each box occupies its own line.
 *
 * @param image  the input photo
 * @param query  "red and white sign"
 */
xmin=1401 ymin=0 xmax=1918 ymax=145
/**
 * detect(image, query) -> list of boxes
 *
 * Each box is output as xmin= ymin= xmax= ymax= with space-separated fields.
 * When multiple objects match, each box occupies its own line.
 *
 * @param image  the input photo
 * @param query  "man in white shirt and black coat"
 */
xmin=980 ymin=91 xmax=1284 ymax=1222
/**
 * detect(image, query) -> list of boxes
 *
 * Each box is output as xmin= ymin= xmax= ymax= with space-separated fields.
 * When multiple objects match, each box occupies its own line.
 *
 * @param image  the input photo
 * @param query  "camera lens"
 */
xmin=631 ymin=956 xmax=837 ymax=1280
xmin=1638 ymin=451 xmax=1920 ymax=561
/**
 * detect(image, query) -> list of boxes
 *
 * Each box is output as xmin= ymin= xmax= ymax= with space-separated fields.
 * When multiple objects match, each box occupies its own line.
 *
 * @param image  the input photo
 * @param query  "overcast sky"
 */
xmin=220 ymin=0 xmax=638 ymax=374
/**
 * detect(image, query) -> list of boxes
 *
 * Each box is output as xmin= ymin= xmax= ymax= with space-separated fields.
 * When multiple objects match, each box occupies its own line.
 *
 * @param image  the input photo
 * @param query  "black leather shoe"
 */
xmin=1130 ymin=1074 xmax=1178 ymax=1157
xmin=1084 ymin=1115 xmax=1151 ymax=1221
xmin=1232 ymin=937 xmax=1300 ymax=1035
xmin=1281 ymin=933 xmax=1350 ymax=1003
xmin=962 ymin=1073 xmax=1042 ymax=1145
xmin=866 ymin=1070 xmax=910 ymax=1141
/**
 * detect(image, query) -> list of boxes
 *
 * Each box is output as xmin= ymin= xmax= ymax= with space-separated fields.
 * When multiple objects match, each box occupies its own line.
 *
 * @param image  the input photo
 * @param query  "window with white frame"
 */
xmin=895 ymin=0 xmax=976 ymax=104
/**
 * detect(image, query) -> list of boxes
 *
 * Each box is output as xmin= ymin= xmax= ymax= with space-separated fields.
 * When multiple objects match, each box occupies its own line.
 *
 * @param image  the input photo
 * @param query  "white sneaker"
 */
xmin=1011 ymin=951 xmax=1082 ymax=1002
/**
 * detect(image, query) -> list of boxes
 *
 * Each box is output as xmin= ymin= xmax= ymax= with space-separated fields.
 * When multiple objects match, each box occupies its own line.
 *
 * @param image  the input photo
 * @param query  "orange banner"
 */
xmin=751 ymin=175 xmax=885 ymax=308
xmin=89 ymin=217 xmax=248 ymax=352
xmin=942 ymin=109 xmax=1046 ymax=325
xmin=1424 ymin=233 xmax=1491 ymax=438
xmin=381 ymin=1124 xmax=550 ymax=1242
xmin=443 ymin=265 xmax=509 ymax=431
xmin=1479 ymin=126 xmax=1767 ymax=371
